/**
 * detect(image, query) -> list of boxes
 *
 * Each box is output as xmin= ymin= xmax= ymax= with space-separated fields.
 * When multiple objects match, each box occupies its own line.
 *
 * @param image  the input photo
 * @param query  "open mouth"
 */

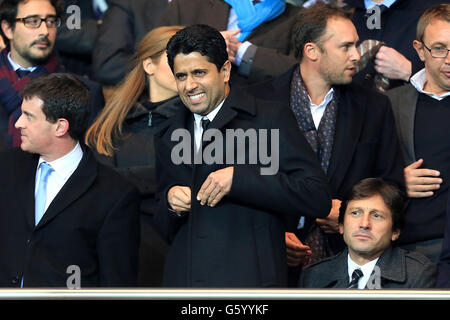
xmin=188 ymin=92 xmax=205 ymax=104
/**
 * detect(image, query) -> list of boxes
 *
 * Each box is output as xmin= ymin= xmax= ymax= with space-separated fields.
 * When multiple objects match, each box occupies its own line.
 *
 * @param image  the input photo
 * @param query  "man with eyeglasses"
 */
xmin=0 ymin=0 xmax=104 ymax=150
xmin=385 ymin=4 xmax=450 ymax=264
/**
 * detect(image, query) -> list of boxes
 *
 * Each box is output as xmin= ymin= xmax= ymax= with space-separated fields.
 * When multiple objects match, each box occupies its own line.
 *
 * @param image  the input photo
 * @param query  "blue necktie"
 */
xmin=35 ymin=162 xmax=53 ymax=225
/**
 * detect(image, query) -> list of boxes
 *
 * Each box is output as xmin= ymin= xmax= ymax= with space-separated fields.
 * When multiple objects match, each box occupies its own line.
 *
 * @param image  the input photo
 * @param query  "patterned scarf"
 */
xmin=289 ymin=67 xmax=339 ymax=173
xmin=224 ymin=0 xmax=285 ymax=41
xmin=0 ymin=49 xmax=62 ymax=147
xmin=290 ymin=67 xmax=339 ymax=267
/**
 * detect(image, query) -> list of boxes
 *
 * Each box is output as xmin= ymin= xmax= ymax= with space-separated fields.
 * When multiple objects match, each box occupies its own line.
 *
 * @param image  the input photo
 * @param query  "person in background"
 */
xmin=85 ymin=25 xmax=184 ymax=287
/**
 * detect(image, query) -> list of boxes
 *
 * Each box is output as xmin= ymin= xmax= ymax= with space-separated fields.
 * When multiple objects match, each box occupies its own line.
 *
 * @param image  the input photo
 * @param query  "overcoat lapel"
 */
xmin=327 ymin=87 xmax=366 ymax=192
xmin=35 ymin=150 xmax=97 ymax=230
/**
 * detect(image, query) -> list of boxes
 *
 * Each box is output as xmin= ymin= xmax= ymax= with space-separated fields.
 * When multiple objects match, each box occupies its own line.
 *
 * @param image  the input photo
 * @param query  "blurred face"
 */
xmin=339 ymin=194 xmax=400 ymax=265
xmin=146 ymin=53 xmax=178 ymax=102
xmin=413 ymin=19 xmax=450 ymax=95
xmin=317 ymin=17 xmax=360 ymax=85
xmin=15 ymin=96 xmax=56 ymax=156
xmin=173 ymin=51 xmax=230 ymax=116
xmin=1 ymin=0 xmax=57 ymax=67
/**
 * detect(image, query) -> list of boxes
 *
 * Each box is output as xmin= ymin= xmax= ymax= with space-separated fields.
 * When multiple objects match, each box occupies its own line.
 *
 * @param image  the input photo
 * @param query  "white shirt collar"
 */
xmin=347 ymin=254 xmax=379 ymax=289
xmin=193 ymin=98 xmax=226 ymax=124
xmin=410 ymin=68 xmax=450 ymax=101
xmin=37 ymin=142 xmax=83 ymax=181
xmin=365 ymin=0 xmax=396 ymax=10
xmin=7 ymin=52 xmax=38 ymax=72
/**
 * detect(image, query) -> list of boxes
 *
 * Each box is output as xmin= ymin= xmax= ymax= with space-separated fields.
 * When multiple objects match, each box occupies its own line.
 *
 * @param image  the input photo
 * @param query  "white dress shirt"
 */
xmin=35 ymin=142 xmax=83 ymax=212
xmin=193 ymin=100 xmax=225 ymax=152
xmin=347 ymin=255 xmax=379 ymax=289
xmin=308 ymin=88 xmax=335 ymax=130
xmin=410 ymin=68 xmax=450 ymax=101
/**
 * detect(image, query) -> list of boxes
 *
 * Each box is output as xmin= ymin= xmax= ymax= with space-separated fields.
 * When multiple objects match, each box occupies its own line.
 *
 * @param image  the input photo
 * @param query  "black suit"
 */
xmin=0 ymin=148 xmax=140 ymax=287
xmin=153 ymin=86 xmax=331 ymax=287
xmin=249 ymin=66 xmax=405 ymax=283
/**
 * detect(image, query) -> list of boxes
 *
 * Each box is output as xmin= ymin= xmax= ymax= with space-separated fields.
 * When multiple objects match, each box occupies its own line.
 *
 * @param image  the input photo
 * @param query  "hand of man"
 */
xmin=168 ymin=186 xmax=191 ymax=213
xmin=316 ymin=199 xmax=341 ymax=234
xmin=220 ymin=29 xmax=241 ymax=63
xmin=285 ymin=232 xmax=311 ymax=267
xmin=374 ymin=46 xmax=412 ymax=81
xmin=404 ymin=159 xmax=442 ymax=198
xmin=197 ymin=167 xmax=234 ymax=207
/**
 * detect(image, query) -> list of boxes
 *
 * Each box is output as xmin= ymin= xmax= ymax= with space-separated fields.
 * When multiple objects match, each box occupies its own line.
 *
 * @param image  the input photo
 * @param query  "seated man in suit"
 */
xmin=385 ymin=4 xmax=450 ymax=263
xmin=156 ymin=0 xmax=299 ymax=84
xmin=248 ymin=3 xmax=405 ymax=286
xmin=153 ymin=24 xmax=332 ymax=287
xmin=0 ymin=73 xmax=140 ymax=287
xmin=0 ymin=0 xmax=104 ymax=150
xmin=300 ymin=178 xmax=436 ymax=289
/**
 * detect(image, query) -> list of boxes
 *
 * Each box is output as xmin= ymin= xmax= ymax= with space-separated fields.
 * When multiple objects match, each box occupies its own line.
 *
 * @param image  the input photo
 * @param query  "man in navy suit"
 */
xmin=0 ymin=73 xmax=140 ymax=287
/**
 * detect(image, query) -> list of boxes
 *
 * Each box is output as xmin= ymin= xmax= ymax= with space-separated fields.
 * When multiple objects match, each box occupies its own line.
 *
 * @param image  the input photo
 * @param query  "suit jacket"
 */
xmin=0 ymin=148 xmax=140 ymax=287
xmin=385 ymin=84 xmax=449 ymax=245
xmin=92 ymin=0 xmax=170 ymax=85
xmin=299 ymin=246 xmax=437 ymax=288
xmin=153 ymin=86 xmax=332 ymax=287
xmin=249 ymin=65 xmax=405 ymax=220
xmin=156 ymin=0 xmax=299 ymax=84
xmin=384 ymin=84 xmax=419 ymax=166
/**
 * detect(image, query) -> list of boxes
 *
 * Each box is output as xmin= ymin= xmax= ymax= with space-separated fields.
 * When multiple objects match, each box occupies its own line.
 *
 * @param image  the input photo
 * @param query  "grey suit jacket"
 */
xmin=385 ymin=84 xmax=419 ymax=166
xmin=299 ymin=246 xmax=437 ymax=289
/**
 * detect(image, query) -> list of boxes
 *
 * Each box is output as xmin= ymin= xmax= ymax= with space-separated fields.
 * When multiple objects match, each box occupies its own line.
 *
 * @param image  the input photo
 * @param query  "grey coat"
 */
xmin=384 ymin=84 xmax=419 ymax=166
xmin=299 ymin=246 xmax=437 ymax=289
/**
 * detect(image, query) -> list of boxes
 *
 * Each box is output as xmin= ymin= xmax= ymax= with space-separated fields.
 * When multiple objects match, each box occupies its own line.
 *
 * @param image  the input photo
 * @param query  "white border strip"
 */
xmin=0 ymin=289 xmax=449 ymax=300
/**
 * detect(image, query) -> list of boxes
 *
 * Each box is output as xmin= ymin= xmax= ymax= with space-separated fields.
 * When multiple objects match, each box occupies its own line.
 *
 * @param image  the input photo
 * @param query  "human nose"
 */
xmin=185 ymin=75 xmax=198 ymax=92
xmin=37 ymin=20 xmax=49 ymax=35
xmin=351 ymin=46 xmax=361 ymax=63
xmin=15 ymin=113 xmax=24 ymax=129
xmin=359 ymin=213 xmax=371 ymax=230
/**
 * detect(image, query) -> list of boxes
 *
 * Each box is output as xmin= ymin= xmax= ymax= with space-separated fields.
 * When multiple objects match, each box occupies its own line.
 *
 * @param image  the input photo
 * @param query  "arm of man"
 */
xmin=316 ymin=199 xmax=341 ymax=234
xmin=225 ymin=103 xmax=331 ymax=219
xmin=404 ymin=159 xmax=442 ymax=198
xmin=285 ymin=232 xmax=311 ymax=267
xmin=97 ymin=185 xmax=140 ymax=287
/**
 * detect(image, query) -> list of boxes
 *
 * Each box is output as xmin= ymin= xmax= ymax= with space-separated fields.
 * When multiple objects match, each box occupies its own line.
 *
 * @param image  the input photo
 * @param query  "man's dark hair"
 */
xmin=291 ymin=3 xmax=353 ymax=62
xmin=166 ymin=24 xmax=228 ymax=73
xmin=20 ymin=73 xmax=90 ymax=141
xmin=338 ymin=178 xmax=406 ymax=232
xmin=0 ymin=0 xmax=64 ymax=48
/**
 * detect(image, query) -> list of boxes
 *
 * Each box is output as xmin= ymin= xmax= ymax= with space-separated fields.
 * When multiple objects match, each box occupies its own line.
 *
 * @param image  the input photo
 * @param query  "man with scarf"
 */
xmin=156 ymin=0 xmax=299 ymax=84
xmin=0 ymin=0 xmax=103 ymax=149
xmin=249 ymin=4 xmax=405 ymax=286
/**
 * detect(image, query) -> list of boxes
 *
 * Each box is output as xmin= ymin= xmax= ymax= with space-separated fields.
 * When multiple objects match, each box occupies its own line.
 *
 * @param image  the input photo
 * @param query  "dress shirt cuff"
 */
xmin=237 ymin=43 xmax=257 ymax=77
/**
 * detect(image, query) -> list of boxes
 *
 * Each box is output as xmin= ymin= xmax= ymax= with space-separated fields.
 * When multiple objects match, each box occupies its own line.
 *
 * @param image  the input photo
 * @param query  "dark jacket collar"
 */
xmin=125 ymin=96 xmax=182 ymax=122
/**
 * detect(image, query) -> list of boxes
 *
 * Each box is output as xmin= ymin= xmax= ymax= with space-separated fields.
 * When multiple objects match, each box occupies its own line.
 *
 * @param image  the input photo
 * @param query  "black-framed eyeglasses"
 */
xmin=15 ymin=15 xmax=61 ymax=28
xmin=422 ymin=42 xmax=450 ymax=58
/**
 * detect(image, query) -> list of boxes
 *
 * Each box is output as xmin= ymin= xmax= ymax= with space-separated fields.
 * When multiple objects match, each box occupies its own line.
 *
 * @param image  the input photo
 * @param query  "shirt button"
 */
xmin=365 ymin=73 xmax=372 ymax=80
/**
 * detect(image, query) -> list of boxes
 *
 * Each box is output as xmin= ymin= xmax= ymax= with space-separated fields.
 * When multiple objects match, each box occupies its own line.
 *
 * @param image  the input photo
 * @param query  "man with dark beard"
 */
xmin=0 ymin=0 xmax=103 ymax=149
